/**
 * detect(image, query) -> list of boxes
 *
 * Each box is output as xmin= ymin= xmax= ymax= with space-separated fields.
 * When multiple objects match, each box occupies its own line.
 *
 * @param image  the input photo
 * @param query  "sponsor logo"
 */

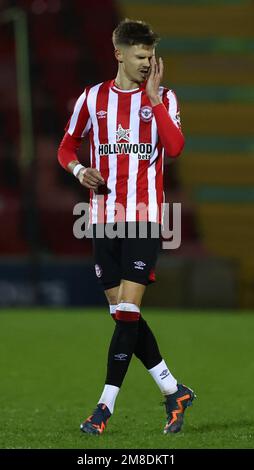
xmin=160 ymin=369 xmax=170 ymax=380
xmin=139 ymin=106 xmax=153 ymax=122
xmin=138 ymin=153 xmax=150 ymax=160
xmin=96 ymin=110 xmax=107 ymax=119
xmin=95 ymin=264 xmax=102 ymax=278
xmin=134 ymin=261 xmax=146 ymax=270
xmin=98 ymin=142 xmax=152 ymax=158
xmin=114 ymin=353 xmax=128 ymax=361
xmin=116 ymin=124 xmax=131 ymax=142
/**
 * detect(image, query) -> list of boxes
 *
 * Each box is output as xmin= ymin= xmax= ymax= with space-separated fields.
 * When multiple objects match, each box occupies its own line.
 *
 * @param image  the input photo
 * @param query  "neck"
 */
xmin=114 ymin=70 xmax=141 ymax=90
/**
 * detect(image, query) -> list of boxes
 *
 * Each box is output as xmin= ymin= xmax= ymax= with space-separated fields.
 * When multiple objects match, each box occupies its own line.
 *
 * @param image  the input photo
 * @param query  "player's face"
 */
xmin=121 ymin=44 xmax=155 ymax=84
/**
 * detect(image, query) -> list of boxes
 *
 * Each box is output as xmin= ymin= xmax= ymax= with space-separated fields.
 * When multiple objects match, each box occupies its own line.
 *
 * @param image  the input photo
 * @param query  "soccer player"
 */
xmin=58 ymin=19 xmax=196 ymax=435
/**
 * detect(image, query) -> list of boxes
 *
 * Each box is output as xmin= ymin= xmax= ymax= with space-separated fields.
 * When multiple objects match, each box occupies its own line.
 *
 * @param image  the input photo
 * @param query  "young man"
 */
xmin=58 ymin=19 xmax=195 ymax=435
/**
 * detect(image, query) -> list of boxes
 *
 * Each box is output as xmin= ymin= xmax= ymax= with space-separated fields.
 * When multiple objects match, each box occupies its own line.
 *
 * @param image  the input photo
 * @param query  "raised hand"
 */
xmin=146 ymin=55 xmax=164 ymax=105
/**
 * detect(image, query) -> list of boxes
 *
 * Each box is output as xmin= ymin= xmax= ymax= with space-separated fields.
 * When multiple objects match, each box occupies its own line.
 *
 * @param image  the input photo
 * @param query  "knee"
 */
xmin=107 ymin=295 xmax=118 ymax=305
xmin=105 ymin=286 xmax=120 ymax=306
xmin=117 ymin=281 xmax=145 ymax=307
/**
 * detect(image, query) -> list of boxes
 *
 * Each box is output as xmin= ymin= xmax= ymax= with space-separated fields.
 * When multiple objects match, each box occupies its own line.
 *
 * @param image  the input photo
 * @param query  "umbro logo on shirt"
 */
xmin=97 ymin=110 xmax=107 ymax=119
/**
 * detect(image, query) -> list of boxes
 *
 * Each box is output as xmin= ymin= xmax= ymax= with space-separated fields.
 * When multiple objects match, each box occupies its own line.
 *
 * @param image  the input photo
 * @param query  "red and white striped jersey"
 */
xmin=65 ymin=79 xmax=182 ymax=224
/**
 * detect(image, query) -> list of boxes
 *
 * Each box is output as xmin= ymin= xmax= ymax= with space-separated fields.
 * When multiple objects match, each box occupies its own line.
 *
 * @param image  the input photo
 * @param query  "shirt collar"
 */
xmin=110 ymin=79 xmax=146 ymax=94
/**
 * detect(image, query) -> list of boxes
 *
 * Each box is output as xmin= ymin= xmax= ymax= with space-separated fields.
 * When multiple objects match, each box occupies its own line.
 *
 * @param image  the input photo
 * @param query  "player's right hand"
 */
xmin=77 ymin=167 xmax=105 ymax=190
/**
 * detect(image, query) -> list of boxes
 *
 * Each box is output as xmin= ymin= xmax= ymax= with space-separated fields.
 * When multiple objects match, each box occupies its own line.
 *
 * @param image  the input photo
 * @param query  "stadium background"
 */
xmin=1 ymin=0 xmax=254 ymax=309
xmin=0 ymin=0 xmax=254 ymax=450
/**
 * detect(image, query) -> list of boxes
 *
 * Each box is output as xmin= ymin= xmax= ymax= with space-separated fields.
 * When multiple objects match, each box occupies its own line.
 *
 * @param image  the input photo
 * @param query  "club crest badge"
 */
xmin=139 ymin=106 xmax=153 ymax=122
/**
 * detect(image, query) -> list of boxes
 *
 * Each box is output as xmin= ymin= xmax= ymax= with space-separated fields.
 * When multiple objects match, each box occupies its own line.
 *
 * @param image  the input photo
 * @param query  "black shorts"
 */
xmin=92 ymin=222 xmax=161 ymax=290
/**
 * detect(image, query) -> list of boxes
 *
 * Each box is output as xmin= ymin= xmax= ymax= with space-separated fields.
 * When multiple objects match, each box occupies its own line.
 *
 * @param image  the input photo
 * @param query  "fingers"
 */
xmin=146 ymin=55 xmax=163 ymax=100
xmin=77 ymin=167 xmax=105 ymax=190
xmin=88 ymin=168 xmax=105 ymax=183
xmin=150 ymin=55 xmax=162 ymax=79
xmin=159 ymin=57 xmax=164 ymax=80
xmin=86 ymin=183 xmax=98 ymax=190
xmin=80 ymin=178 xmax=99 ymax=190
xmin=149 ymin=55 xmax=156 ymax=77
xmin=83 ymin=168 xmax=105 ymax=185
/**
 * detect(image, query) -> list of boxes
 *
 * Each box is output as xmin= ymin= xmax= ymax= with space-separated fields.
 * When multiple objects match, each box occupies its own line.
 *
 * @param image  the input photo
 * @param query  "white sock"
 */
xmin=117 ymin=302 xmax=140 ymax=312
xmin=148 ymin=359 xmax=178 ymax=395
xmin=97 ymin=384 xmax=120 ymax=414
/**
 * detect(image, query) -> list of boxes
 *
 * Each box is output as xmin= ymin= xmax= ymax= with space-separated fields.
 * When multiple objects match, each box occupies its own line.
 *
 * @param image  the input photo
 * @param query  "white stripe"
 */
xmin=81 ymin=118 xmax=92 ymax=137
xmin=126 ymin=93 xmax=142 ymax=222
xmin=87 ymin=83 xmax=103 ymax=223
xmin=161 ymin=181 xmax=166 ymax=226
xmin=167 ymin=89 xmax=179 ymax=128
xmin=106 ymin=89 xmax=118 ymax=223
xmin=148 ymin=116 xmax=158 ymax=222
xmin=69 ymin=89 xmax=90 ymax=136
xmin=89 ymin=144 xmax=94 ymax=224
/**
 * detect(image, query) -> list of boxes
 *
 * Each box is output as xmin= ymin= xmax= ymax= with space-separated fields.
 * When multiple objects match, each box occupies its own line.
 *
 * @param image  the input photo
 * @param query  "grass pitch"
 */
xmin=0 ymin=308 xmax=253 ymax=449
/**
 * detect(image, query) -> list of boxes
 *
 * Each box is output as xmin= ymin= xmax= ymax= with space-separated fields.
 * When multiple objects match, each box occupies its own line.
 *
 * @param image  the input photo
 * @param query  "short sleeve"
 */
xmin=65 ymin=88 xmax=92 ymax=138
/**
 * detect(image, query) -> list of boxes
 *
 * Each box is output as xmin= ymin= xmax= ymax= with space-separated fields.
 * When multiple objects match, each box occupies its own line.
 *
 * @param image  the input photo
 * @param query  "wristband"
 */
xmin=73 ymin=164 xmax=85 ymax=178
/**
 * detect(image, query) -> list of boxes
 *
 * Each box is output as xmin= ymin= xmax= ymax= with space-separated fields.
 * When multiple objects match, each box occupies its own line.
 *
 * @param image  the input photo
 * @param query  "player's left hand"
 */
xmin=146 ymin=56 xmax=163 ymax=105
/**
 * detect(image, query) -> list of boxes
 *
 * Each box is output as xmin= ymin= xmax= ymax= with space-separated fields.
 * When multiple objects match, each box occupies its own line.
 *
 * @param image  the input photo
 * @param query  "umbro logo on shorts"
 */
xmin=95 ymin=264 xmax=103 ymax=278
xmin=114 ymin=353 xmax=128 ymax=361
xmin=134 ymin=261 xmax=146 ymax=270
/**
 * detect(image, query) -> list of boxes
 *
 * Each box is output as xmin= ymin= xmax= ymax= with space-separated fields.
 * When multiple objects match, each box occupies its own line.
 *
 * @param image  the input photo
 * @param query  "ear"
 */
xmin=114 ymin=48 xmax=123 ymax=64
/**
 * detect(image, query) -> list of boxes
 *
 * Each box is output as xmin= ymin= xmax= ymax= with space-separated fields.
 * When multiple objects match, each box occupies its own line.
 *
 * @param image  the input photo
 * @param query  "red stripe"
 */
xmin=155 ymin=143 xmax=163 ymax=223
xmin=96 ymin=82 xmax=110 ymax=223
xmin=155 ymin=88 xmax=167 ymax=224
xmin=115 ymin=310 xmax=140 ymax=322
xmin=89 ymin=128 xmax=96 ymax=223
xmin=136 ymin=94 xmax=152 ymax=222
xmin=114 ymin=94 xmax=132 ymax=222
